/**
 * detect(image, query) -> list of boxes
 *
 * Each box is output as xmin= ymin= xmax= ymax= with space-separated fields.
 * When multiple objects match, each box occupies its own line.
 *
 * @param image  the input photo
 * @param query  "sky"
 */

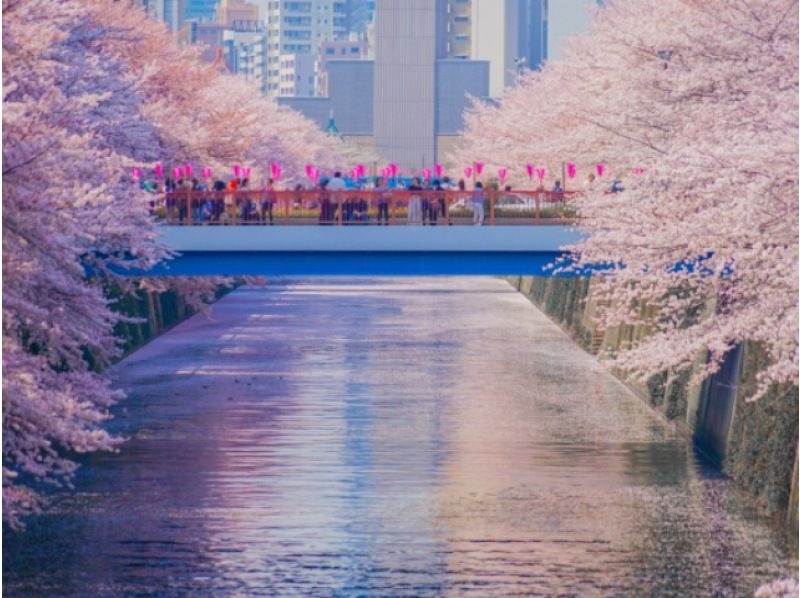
xmin=548 ymin=0 xmax=595 ymax=61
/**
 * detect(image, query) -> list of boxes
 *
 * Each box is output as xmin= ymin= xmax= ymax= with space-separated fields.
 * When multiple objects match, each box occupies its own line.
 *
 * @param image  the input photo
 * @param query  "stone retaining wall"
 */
xmin=508 ymin=276 xmax=798 ymax=533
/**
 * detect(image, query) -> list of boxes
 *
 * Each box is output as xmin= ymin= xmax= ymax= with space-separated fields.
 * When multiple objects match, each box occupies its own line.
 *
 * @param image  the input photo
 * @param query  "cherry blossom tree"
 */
xmin=453 ymin=0 xmax=798 ymax=400
xmin=3 ymin=0 xmax=342 ymax=528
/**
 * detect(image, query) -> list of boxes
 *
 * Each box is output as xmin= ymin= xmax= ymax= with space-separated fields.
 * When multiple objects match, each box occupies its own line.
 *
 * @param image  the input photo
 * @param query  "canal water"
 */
xmin=4 ymin=279 xmax=794 ymax=596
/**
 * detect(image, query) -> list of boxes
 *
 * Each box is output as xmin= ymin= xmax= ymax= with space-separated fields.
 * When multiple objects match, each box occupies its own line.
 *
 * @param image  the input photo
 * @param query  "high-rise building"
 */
xmin=278 ymin=0 xmax=490 ymax=167
xmin=373 ymin=0 xmax=445 ymax=168
xmin=137 ymin=0 xmax=187 ymax=32
xmin=216 ymin=0 xmax=259 ymax=27
xmin=471 ymin=0 xmax=548 ymax=98
xmin=264 ymin=1 xmax=349 ymax=96
xmin=185 ymin=0 xmax=217 ymax=21
xmin=445 ymin=0 xmax=472 ymax=59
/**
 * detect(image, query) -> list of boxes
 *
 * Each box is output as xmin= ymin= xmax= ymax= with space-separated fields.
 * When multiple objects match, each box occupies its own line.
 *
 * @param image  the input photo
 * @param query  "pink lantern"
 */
xmin=356 ymin=164 xmax=366 ymax=178
xmin=184 ymin=163 xmax=193 ymax=179
xmin=435 ymin=164 xmax=443 ymax=179
xmin=536 ymin=168 xmax=546 ymax=182
xmin=154 ymin=163 xmax=164 ymax=179
xmin=634 ymin=167 xmax=645 ymax=176
xmin=422 ymin=168 xmax=431 ymax=181
xmin=526 ymin=164 xmax=534 ymax=180
xmin=305 ymin=164 xmax=314 ymax=178
xmin=131 ymin=167 xmax=142 ymax=180
xmin=474 ymin=162 xmax=484 ymax=176
xmin=596 ymin=163 xmax=605 ymax=177
xmin=498 ymin=167 xmax=508 ymax=182
xmin=464 ymin=166 xmax=473 ymax=179
xmin=567 ymin=163 xmax=577 ymax=179
xmin=232 ymin=163 xmax=241 ymax=178
xmin=242 ymin=167 xmax=251 ymax=179
xmin=389 ymin=163 xmax=399 ymax=177
xmin=352 ymin=167 xmax=360 ymax=179
xmin=173 ymin=166 xmax=182 ymax=179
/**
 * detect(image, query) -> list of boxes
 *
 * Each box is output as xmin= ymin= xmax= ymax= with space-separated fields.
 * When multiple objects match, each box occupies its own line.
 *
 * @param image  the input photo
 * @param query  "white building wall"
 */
xmin=471 ymin=0 xmax=517 ymax=98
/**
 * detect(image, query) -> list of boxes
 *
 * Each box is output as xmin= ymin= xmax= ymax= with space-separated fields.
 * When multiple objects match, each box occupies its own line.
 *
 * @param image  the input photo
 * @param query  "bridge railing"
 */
xmin=155 ymin=189 xmax=579 ymax=226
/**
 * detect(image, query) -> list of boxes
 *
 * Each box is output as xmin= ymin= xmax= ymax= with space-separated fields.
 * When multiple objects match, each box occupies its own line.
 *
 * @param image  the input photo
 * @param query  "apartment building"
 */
xmin=264 ymin=1 xmax=349 ymax=96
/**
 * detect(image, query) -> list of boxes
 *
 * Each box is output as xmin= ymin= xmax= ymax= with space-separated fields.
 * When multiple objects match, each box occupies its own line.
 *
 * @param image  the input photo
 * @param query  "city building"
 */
xmin=138 ymin=0 xmax=187 ymax=32
xmin=279 ymin=0 xmax=491 ymax=169
xmin=316 ymin=34 xmax=368 ymax=96
xmin=264 ymin=1 xmax=349 ymax=97
xmin=278 ymin=53 xmax=316 ymax=96
xmin=185 ymin=0 xmax=218 ymax=21
xmin=445 ymin=0 xmax=472 ymax=59
xmin=224 ymin=30 xmax=268 ymax=92
xmin=471 ymin=0 xmax=548 ymax=98
xmin=215 ymin=0 xmax=259 ymax=27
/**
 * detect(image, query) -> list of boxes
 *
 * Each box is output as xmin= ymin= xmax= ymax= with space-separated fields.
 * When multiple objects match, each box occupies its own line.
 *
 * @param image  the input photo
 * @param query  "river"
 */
xmin=4 ymin=278 xmax=794 ymax=596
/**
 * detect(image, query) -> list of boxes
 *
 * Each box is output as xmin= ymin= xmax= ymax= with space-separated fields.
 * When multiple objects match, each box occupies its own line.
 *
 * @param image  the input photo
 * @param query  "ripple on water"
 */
xmin=4 ymin=278 xmax=795 ymax=597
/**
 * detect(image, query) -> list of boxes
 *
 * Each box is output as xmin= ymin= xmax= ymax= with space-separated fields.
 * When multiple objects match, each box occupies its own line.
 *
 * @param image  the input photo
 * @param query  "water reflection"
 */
xmin=4 ymin=278 xmax=794 ymax=596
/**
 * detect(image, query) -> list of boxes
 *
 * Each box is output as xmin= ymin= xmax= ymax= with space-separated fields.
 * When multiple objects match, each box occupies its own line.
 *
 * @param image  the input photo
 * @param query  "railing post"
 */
xmin=444 ymin=192 xmax=450 ymax=226
xmin=232 ymin=191 xmax=237 ymax=226
xmin=536 ymin=195 xmax=541 ymax=224
xmin=390 ymin=195 xmax=396 ymax=226
xmin=284 ymin=191 xmax=289 ymax=225
xmin=490 ymin=189 xmax=495 ymax=226
xmin=337 ymin=192 xmax=343 ymax=226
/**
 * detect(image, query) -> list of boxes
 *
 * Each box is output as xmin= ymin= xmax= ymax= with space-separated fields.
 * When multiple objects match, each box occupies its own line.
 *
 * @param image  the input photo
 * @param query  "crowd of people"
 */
xmin=142 ymin=170 xmax=615 ymax=226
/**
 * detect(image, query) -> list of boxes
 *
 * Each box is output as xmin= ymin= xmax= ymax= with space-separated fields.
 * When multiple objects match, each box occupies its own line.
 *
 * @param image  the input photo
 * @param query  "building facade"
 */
xmin=445 ymin=0 xmax=471 ymax=59
xmin=278 ymin=53 xmax=316 ymax=96
xmin=316 ymin=35 xmax=368 ymax=95
xmin=185 ymin=0 xmax=217 ymax=21
xmin=137 ymin=0 xmax=187 ymax=32
xmin=471 ymin=0 xmax=548 ymax=98
xmin=264 ymin=1 xmax=349 ymax=96
xmin=373 ymin=0 xmax=445 ymax=169
xmin=215 ymin=0 xmax=259 ymax=27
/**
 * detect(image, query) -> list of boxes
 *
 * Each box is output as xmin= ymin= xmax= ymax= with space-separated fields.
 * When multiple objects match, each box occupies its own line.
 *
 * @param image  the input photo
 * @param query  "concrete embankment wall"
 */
xmin=508 ymin=276 xmax=799 ymax=532
xmin=110 ymin=284 xmax=232 ymax=357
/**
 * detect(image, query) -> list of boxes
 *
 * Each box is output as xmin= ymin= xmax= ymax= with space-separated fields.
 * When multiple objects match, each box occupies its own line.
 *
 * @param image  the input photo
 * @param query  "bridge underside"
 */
xmin=119 ymin=226 xmax=584 ymax=277
xmin=126 ymin=251 xmax=571 ymax=277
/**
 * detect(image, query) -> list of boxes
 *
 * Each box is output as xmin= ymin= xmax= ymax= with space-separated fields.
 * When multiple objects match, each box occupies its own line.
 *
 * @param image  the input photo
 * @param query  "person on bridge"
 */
xmin=318 ymin=180 xmax=332 ymax=225
xmin=427 ymin=181 xmax=443 ymax=226
xmin=327 ymin=172 xmax=346 ymax=224
xmin=407 ymin=177 xmax=424 ymax=225
xmin=375 ymin=177 xmax=390 ymax=225
xmin=260 ymin=178 xmax=276 ymax=225
xmin=421 ymin=179 xmax=433 ymax=225
xmin=472 ymin=182 xmax=486 ymax=226
xmin=551 ymin=180 xmax=564 ymax=204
